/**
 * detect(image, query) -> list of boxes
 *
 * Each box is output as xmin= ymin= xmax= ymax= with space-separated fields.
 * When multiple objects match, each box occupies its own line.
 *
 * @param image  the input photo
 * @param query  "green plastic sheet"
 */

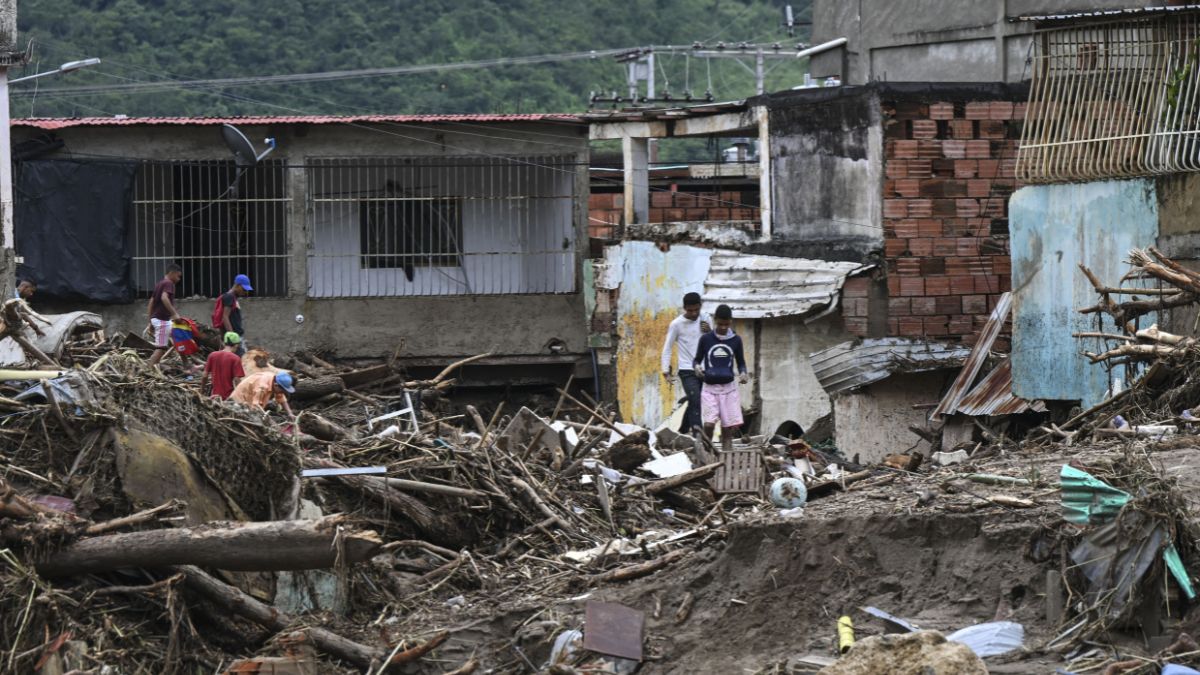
xmin=1059 ymin=465 xmax=1132 ymax=525
xmin=1165 ymin=544 xmax=1196 ymax=600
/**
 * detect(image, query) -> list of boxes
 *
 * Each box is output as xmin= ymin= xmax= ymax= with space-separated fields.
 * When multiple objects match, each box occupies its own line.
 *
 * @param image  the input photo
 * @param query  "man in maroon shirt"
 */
xmin=202 ymin=332 xmax=246 ymax=399
xmin=147 ymin=264 xmax=183 ymax=368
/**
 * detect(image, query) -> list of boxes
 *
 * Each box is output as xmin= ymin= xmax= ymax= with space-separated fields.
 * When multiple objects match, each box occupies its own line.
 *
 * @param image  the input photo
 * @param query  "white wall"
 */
xmin=832 ymin=370 xmax=951 ymax=464
xmin=307 ymin=158 xmax=574 ymax=297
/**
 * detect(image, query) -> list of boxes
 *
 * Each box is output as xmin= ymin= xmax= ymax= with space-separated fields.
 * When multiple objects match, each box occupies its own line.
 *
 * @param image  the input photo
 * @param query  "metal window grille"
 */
xmin=1018 ymin=12 xmax=1200 ymax=183
xmin=306 ymin=156 xmax=577 ymax=297
xmin=131 ymin=159 xmax=289 ymax=297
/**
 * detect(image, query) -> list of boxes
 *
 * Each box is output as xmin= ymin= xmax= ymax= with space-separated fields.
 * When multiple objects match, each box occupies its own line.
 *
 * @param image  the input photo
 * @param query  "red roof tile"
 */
xmin=12 ymin=113 xmax=584 ymax=130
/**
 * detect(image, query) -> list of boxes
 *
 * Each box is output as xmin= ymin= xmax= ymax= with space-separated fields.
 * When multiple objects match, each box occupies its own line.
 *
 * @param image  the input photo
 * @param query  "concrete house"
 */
xmin=10 ymin=114 xmax=592 ymax=383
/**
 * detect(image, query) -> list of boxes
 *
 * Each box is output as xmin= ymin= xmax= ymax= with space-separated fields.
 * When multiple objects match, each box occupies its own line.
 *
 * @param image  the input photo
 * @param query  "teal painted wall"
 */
xmin=1009 ymin=180 xmax=1159 ymax=406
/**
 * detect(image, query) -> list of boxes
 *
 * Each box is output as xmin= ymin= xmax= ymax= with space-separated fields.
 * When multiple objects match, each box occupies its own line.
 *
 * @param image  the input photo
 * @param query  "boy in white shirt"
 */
xmin=661 ymin=292 xmax=711 ymax=434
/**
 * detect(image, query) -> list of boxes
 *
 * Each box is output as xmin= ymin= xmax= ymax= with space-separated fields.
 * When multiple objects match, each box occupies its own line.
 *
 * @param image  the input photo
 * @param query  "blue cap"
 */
xmin=274 ymin=371 xmax=295 ymax=393
xmin=234 ymin=274 xmax=253 ymax=291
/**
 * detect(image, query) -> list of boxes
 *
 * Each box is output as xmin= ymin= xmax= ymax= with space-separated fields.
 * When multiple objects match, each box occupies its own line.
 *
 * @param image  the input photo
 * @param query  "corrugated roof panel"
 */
xmin=810 ymin=337 xmax=973 ymax=395
xmin=1012 ymin=5 xmax=1200 ymax=22
xmin=703 ymin=250 xmax=868 ymax=319
xmin=932 ymin=291 xmax=1012 ymax=421
xmin=13 ymin=113 xmax=584 ymax=130
xmin=955 ymin=359 xmax=1046 ymax=416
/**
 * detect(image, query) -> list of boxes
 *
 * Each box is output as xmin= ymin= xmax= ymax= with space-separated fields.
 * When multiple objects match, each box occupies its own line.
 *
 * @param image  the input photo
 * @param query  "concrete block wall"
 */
xmin=588 ymin=190 xmax=761 ymax=239
xmin=870 ymin=98 xmax=1023 ymax=348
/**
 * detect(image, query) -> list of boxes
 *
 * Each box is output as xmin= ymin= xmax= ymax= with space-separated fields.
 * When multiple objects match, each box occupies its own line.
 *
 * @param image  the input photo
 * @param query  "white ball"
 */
xmin=294 ymin=314 xmax=305 ymax=324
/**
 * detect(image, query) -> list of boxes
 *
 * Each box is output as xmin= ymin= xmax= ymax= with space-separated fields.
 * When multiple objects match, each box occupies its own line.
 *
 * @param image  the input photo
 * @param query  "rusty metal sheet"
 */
xmin=712 ymin=450 xmax=762 ymax=495
xmin=584 ymin=600 xmax=644 ymax=661
xmin=955 ymin=359 xmax=1047 ymax=416
xmin=932 ymin=292 xmax=1012 ymax=421
xmin=810 ymin=337 xmax=972 ymax=395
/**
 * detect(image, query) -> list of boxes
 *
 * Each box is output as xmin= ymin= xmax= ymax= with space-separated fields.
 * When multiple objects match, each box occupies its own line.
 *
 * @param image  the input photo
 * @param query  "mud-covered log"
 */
xmin=298 ymin=411 xmax=351 ymax=441
xmin=304 ymin=456 xmax=467 ymax=548
xmin=291 ymin=375 xmax=345 ymax=401
xmin=0 ymin=477 xmax=58 ymax=519
xmin=36 ymin=516 xmax=381 ymax=577
xmin=176 ymin=564 xmax=385 ymax=668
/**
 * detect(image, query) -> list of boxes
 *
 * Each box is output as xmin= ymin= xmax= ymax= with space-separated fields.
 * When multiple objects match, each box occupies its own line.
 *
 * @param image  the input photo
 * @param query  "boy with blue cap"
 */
xmin=214 ymin=274 xmax=252 ymax=355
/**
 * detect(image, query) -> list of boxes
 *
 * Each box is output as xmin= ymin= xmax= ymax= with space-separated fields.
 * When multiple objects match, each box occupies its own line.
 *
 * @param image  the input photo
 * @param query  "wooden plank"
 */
xmin=713 ymin=450 xmax=762 ymax=495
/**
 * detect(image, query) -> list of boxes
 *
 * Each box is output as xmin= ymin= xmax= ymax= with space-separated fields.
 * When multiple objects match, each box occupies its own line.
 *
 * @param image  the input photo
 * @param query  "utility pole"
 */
xmin=690 ymin=43 xmax=797 ymax=96
xmin=0 ymin=0 xmax=23 ymax=295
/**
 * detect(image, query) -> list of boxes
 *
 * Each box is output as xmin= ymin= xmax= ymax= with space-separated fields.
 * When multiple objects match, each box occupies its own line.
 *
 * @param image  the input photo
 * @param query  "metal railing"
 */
xmin=305 ymin=156 xmax=578 ymax=297
xmin=1017 ymin=12 xmax=1200 ymax=183
xmin=130 ymin=159 xmax=289 ymax=297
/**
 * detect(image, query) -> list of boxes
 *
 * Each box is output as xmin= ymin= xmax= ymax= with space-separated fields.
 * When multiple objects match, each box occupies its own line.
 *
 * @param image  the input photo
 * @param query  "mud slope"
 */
xmin=607 ymin=513 xmax=1048 ymax=674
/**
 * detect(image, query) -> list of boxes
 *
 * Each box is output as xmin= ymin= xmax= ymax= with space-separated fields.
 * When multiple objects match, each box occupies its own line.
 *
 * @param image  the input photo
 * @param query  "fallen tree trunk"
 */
xmin=291 ymin=375 xmax=345 ymax=401
xmin=175 ymin=564 xmax=385 ymax=668
xmin=298 ymin=411 xmax=351 ymax=441
xmin=304 ymin=456 xmax=468 ymax=548
xmin=36 ymin=516 xmax=381 ymax=577
xmin=590 ymin=549 xmax=689 ymax=584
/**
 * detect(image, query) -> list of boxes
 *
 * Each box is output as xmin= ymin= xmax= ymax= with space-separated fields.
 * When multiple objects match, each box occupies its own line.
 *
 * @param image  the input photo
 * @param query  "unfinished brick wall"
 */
xmin=588 ymin=190 xmax=761 ymax=239
xmin=866 ymin=98 xmax=1023 ymax=348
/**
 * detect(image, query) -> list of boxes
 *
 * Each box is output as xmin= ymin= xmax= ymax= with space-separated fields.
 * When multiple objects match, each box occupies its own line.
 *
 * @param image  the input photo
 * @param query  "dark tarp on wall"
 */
xmin=15 ymin=159 xmax=137 ymax=303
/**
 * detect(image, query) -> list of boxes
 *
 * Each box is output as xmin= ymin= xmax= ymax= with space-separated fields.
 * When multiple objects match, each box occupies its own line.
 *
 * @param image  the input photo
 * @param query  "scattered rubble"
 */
xmin=1 ymin=291 xmax=1200 ymax=674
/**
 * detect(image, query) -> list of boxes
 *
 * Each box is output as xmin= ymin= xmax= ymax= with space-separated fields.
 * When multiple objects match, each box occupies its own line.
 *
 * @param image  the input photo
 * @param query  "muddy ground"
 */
xmin=373 ymin=441 xmax=1184 ymax=674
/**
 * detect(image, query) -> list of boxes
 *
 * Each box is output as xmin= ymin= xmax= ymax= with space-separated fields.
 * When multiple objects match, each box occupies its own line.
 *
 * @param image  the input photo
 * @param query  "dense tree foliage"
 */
xmin=14 ymin=0 xmax=811 ymax=119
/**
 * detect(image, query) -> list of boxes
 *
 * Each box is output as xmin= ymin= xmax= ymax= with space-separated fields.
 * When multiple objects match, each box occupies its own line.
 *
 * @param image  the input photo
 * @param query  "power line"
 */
xmin=11 ymin=47 xmax=641 ymax=99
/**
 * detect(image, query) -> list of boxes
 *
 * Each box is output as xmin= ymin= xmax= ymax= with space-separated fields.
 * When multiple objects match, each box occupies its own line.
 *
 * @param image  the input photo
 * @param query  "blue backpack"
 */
xmin=702 ymin=341 xmax=737 ymax=383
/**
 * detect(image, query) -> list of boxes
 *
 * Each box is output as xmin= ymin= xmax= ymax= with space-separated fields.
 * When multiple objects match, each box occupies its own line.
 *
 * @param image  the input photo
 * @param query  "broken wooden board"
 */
xmin=712 ymin=450 xmax=762 ymax=495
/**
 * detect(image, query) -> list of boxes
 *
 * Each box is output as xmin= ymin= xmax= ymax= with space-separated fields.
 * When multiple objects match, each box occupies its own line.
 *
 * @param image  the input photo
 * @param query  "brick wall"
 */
xmin=860 ymin=98 xmax=1023 ymax=348
xmin=588 ymin=190 xmax=761 ymax=239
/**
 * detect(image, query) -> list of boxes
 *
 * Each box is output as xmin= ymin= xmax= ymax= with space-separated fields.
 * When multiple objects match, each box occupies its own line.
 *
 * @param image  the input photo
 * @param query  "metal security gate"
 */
xmin=1018 ymin=12 xmax=1200 ymax=183
xmin=130 ymin=159 xmax=289 ymax=297
xmin=305 ymin=156 xmax=577 ymax=297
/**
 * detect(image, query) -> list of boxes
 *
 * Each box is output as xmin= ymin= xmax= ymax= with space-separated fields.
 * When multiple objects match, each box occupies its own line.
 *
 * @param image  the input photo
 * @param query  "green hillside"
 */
xmin=14 ymin=0 xmax=812 ymax=118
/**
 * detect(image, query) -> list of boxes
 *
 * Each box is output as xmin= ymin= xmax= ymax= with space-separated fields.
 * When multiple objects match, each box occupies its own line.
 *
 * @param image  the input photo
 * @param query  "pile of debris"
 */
xmin=3 ymin=297 xmax=1200 ymax=674
xmin=0 ymin=318 xmax=812 ymax=673
xmin=1036 ymin=246 xmax=1200 ymax=443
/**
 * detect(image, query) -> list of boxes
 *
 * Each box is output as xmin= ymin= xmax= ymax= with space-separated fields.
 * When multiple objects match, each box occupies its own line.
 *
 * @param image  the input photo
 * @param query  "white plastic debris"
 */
xmin=947 ymin=621 xmax=1024 ymax=657
xmin=549 ymin=421 xmax=580 ymax=449
xmin=933 ymin=449 xmax=969 ymax=466
xmin=376 ymin=425 xmax=402 ymax=439
xmin=546 ymin=629 xmax=583 ymax=666
xmin=778 ymin=507 xmax=806 ymax=518
xmin=641 ymin=452 xmax=693 ymax=478
xmin=581 ymin=459 xmax=625 ymax=485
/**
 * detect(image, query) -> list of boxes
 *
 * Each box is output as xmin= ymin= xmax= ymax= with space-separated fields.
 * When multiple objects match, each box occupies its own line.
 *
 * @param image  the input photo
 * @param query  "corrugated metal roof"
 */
xmin=932 ymin=291 xmax=1012 ymax=421
xmin=1012 ymin=5 xmax=1200 ymax=22
xmin=810 ymin=337 xmax=973 ymax=395
xmin=13 ymin=113 xmax=584 ymax=130
xmin=703 ymin=250 xmax=868 ymax=319
xmin=955 ymin=359 xmax=1046 ymax=416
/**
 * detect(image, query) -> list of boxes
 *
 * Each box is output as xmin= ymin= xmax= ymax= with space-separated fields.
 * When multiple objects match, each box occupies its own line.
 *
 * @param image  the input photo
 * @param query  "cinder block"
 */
xmin=936 ymin=296 xmax=963 ymax=315
xmin=962 ymin=294 xmax=987 ymax=314
xmin=925 ymin=277 xmax=951 ymax=296
xmin=930 ymin=102 xmax=955 ymax=120
xmin=884 ymin=200 xmax=908 ymax=218
xmin=965 ymin=102 xmax=990 ymax=120
xmin=966 ymin=140 xmax=992 ymax=159
xmin=908 ymin=238 xmax=934 ymax=256
xmin=912 ymin=119 xmax=939 ymax=139
xmin=911 ymin=297 xmax=937 ymax=315
xmin=899 ymin=277 xmax=925 ymax=297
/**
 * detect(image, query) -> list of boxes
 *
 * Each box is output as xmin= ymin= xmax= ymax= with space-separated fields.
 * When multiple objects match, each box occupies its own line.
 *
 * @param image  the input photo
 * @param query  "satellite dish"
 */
xmin=221 ymin=124 xmax=276 ymax=168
